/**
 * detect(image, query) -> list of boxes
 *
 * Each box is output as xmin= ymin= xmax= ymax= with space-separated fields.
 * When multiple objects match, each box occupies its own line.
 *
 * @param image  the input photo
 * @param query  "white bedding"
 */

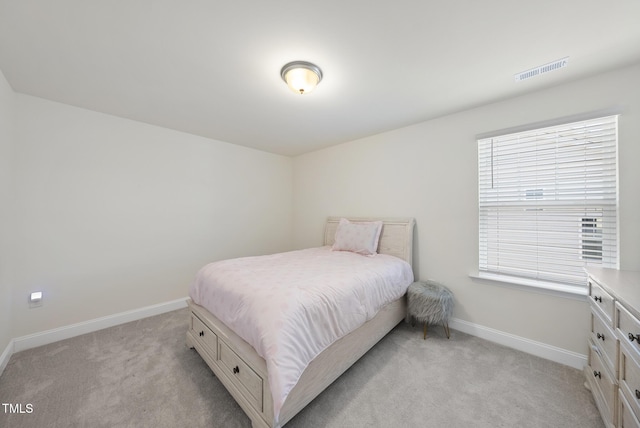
xmin=189 ymin=246 xmax=414 ymax=423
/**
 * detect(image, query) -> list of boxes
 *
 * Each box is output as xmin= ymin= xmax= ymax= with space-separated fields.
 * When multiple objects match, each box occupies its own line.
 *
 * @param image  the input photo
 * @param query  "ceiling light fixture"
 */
xmin=280 ymin=61 xmax=323 ymax=95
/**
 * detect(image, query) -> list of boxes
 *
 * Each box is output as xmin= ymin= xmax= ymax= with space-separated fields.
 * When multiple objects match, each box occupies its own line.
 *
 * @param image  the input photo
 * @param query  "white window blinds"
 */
xmin=478 ymin=116 xmax=618 ymax=289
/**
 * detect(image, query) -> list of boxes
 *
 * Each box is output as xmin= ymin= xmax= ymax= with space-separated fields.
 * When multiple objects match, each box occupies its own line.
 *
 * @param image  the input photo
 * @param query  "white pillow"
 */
xmin=332 ymin=218 xmax=383 ymax=256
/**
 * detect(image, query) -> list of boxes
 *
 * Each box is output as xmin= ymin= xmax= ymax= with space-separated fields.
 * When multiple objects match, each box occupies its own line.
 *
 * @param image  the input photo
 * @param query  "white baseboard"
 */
xmin=0 ymin=338 xmax=14 ymax=376
xmin=2 ymin=300 xmax=586 ymax=378
xmin=12 ymin=297 xmax=189 ymax=354
xmin=449 ymin=317 xmax=587 ymax=370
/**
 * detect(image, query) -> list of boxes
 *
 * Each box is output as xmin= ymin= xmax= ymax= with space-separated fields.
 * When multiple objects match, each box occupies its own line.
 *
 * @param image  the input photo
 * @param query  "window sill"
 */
xmin=469 ymin=272 xmax=588 ymax=301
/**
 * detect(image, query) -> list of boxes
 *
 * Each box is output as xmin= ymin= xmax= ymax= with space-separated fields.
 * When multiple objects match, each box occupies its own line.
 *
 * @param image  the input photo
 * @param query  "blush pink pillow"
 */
xmin=332 ymin=218 xmax=383 ymax=256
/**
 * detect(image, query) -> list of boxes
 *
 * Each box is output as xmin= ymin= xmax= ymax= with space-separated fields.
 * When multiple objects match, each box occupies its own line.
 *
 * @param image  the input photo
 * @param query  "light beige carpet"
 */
xmin=0 ymin=308 xmax=604 ymax=428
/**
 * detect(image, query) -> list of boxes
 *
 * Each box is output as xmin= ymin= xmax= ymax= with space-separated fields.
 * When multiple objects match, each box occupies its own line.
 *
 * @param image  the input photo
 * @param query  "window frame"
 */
xmin=476 ymin=115 xmax=619 ymax=295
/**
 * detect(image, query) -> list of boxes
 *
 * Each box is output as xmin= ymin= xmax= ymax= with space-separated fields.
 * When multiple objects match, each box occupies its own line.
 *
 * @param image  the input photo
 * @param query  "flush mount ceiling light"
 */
xmin=280 ymin=61 xmax=323 ymax=95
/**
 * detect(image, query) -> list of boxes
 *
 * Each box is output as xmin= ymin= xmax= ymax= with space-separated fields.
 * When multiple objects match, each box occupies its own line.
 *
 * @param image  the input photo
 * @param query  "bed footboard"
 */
xmin=187 ymin=296 xmax=406 ymax=427
xmin=187 ymin=300 xmax=274 ymax=427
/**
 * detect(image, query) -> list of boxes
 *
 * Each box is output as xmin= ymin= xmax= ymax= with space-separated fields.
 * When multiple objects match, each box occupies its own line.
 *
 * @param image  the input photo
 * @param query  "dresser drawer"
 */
xmin=620 ymin=341 xmax=640 ymax=423
xmin=191 ymin=314 xmax=218 ymax=357
xmin=620 ymin=389 xmax=640 ymax=428
xmin=618 ymin=302 xmax=640 ymax=355
xmin=592 ymin=308 xmax=619 ymax=375
xmin=219 ymin=341 xmax=263 ymax=411
xmin=589 ymin=342 xmax=617 ymax=424
xmin=591 ymin=278 xmax=615 ymax=326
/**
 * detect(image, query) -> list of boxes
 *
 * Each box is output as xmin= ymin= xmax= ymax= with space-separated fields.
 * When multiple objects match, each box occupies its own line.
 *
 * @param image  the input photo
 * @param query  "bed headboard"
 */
xmin=324 ymin=217 xmax=415 ymax=267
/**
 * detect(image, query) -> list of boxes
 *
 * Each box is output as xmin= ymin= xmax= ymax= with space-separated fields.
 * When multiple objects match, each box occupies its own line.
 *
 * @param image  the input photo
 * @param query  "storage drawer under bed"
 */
xmin=218 ymin=341 xmax=264 ymax=411
xmin=191 ymin=314 xmax=218 ymax=358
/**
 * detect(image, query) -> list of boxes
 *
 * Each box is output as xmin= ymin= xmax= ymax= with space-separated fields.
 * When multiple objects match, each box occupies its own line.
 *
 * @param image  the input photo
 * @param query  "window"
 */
xmin=478 ymin=116 xmax=618 ymax=291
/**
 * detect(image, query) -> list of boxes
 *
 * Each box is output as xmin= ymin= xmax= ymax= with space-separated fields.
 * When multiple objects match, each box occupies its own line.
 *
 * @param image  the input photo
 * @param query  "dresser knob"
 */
xmin=628 ymin=333 xmax=640 ymax=342
xmin=596 ymin=333 xmax=605 ymax=341
xmin=199 ymin=331 xmax=204 ymax=337
xmin=593 ymin=296 xmax=602 ymax=303
xmin=233 ymin=365 xmax=240 ymax=374
xmin=636 ymin=389 xmax=640 ymax=400
xmin=593 ymin=370 xmax=601 ymax=379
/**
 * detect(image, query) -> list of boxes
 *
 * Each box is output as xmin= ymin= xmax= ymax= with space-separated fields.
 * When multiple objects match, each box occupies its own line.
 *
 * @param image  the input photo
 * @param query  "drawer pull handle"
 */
xmin=636 ymin=390 xmax=640 ymax=400
xmin=199 ymin=331 xmax=204 ymax=337
xmin=593 ymin=296 xmax=602 ymax=303
xmin=628 ymin=333 xmax=640 ymax=342
xmin=233 ymin=365 xmax=240 ymax=374
xmin=596 ymin=333 xmax=605 ymax=341
xmin=593 ymin=370 xmax=601 ymax=379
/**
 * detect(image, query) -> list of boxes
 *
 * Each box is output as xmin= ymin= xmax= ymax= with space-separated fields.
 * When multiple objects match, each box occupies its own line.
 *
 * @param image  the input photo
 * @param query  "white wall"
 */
xmin=4 ymin=62 xmax=638 ymax=361
xmin=0 ymin=69 xmax=14 ymax=354
xmin=10 ymin=94 xmax=293 ymax=338
xmin=293 ymin=63 xmax=640 ymax=355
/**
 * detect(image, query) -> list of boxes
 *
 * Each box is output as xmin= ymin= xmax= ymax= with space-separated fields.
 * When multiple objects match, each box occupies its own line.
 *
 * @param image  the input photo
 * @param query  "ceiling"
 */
xmin=1 ymin=1 xmax=639 ymax=157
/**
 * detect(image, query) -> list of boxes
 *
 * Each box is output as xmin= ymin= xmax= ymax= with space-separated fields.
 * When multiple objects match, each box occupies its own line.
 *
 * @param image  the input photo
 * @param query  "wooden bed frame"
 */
xmin=186 ymin=217 xmax=415 ymax=428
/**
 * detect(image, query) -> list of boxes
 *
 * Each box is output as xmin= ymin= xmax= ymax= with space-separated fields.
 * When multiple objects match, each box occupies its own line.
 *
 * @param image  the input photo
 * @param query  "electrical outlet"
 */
xmin=29 ymin=291 xmax=43 ymax=308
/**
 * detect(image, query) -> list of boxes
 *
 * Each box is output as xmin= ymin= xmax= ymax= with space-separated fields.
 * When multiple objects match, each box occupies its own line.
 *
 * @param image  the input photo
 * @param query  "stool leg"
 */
xmin=443 ymin=322 xmax=450 ymax=339
xmin=423 ymin=322 xmax=427 ymax=340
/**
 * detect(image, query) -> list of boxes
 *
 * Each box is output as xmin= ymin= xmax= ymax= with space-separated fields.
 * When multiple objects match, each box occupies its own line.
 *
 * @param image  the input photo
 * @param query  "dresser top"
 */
xmin=586 ymin=267 xmax=640 ymax=318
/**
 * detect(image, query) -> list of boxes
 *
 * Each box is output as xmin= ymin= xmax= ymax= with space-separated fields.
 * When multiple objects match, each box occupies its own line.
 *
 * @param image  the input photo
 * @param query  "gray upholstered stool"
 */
xmin=406 ymin=280 xmax=454 ymax=339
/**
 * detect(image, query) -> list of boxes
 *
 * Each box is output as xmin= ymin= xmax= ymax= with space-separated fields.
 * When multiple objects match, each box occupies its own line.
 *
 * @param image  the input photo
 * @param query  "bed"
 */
xmin=186 ymin=216 xmax=415 ymax=428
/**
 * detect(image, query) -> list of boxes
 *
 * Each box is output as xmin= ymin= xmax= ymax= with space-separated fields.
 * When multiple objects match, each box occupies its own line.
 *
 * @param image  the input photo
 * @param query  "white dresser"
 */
xmin=586 ymin=267 xmax=640 ymax=428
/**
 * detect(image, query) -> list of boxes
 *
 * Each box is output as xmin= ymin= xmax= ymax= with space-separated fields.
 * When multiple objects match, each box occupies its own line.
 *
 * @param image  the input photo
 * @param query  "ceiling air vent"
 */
xmin=515 ymin=57 xmax=569 ymax=82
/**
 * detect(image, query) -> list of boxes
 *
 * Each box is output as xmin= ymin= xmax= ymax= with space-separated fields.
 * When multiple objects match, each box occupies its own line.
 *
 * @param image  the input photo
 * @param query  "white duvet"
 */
xmin=189 ymin=246 xmax=414 ymax=424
